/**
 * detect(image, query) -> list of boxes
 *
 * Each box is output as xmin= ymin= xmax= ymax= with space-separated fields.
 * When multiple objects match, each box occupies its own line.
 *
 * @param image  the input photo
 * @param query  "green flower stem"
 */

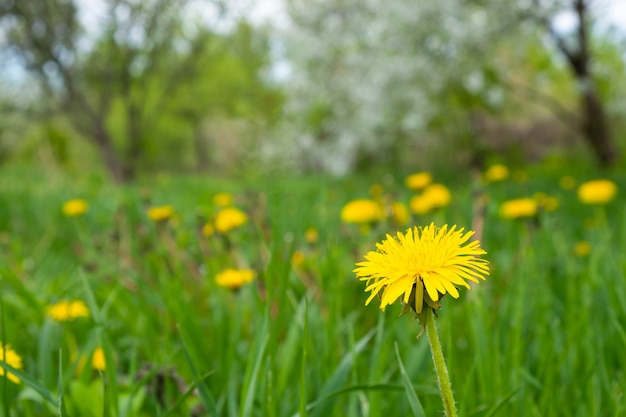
xmin=425 ymin=310 xmax=458 ymax=417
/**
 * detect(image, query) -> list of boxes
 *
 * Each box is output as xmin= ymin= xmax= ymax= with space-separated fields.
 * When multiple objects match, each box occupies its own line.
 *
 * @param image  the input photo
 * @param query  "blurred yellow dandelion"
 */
xmin=369 ymin=184 xmax=384 ymax=199
xmin=215 ymin=268 xmax=255 ymax=290
xmin=305 ymin=227 xmax=319 ymax=244
xmin=391 ymin=201 xmax=410 ymax=225
xmin=537 ymin=195 xmax=559 ymax=211
xmin=92 ymin=347 xmax=106 ymax=371
xmin=483 ymin=164 xmax=509 ymax=183
xmin=354 ymin=223 xmax=489 ymax=313
xmin=147 ymin=205 xmax=174 ymax=222
xmin=214 ymin=207 xmax=248 ymax=233
xmin=0 ymin=343 xmax=23 ymax=384
xmin=409 ymin=195 xmax=433 ymax=215
xmin=62 ymin=199 xmax=89 ymax=217
xmin=513 ymin=170 xmax=528 ymax=184
xmin=213 ymin=192 xmax=234 ymax=207
xmin=47 ymin=300 xmax=90 ymax=322
xmin=559 ymin=175 xmax=576 ymax=190
xmin=291 ymin=250 xmax=306 ymax=268
xmin=340 ymin=199 xmax=384 ymax=224
xmin=577 ymin=180 xmax=617 ymax=205
xmin=422 ymin=183 xmax=451 ymax=208
xmin=574 ymin=241 xmax=591 ymax=257
xmin=500 ymin=198 xmax=538 ymax=219
xmin=202 ymin=223 xmax=215 ymax=237
xmin=405 ymin=172 xmax=433 ymax=191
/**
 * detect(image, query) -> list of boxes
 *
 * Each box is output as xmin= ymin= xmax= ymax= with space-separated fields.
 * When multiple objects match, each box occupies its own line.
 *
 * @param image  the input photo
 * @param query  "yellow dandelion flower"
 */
xmin=410 ymin=195 xmax=434 ymax=215
xmin=202 ymin=223 xmax=215 ymax=237
xmin=62 ymin=199 xmax=89 ymax=217
xmin=513 ymin=170 xmax=528 ymax=184
xmin=215 ymin=268 xmax=255 ymax=290
xmin=483 ymin=164 xmax=509 ymax=183
xmin=340 ymin=199 xmax=384 ymax=224
xmin=577 ymin=180 xmax=617 ymax=205
xmin=559 ymin=175 xmax=576 ymax=190
xmin=369 ymin=184 xmax=384 ymax=199
xmin=305 ymin=227 xmax=319 ymax=244
xmin=92 ymin=347 xmax=106 ymax=371
xmin=536 ymin=194 xmax=559 ymax=211
xmin=391 ymin=201 xmax=410 ymax=225
xmin=574 ymin=241 xmax=591 ymax=257
xmin=47 ymin=300 xmax=90 ymax=322
xmin=214 ymin=207 xmax=248 ymax=233
xmin=405 ymin=172 xmax=432 ymax=191
xmin=500 ymin=198 xmax=538 ymax=219
xmin=291 ymin=250 xmax=306 ymax=268
xmin=213 ymin=192 xmax=234 ymax=207
xmin=0 ymin=342 xmax=23 ymax=384
xmin=422 ymin=183 xmax=451 ymax=208
xmin=354 ymin=223 xmax=489 ymax=313
xmin=147 ymin=205 xmax=174 ymax=222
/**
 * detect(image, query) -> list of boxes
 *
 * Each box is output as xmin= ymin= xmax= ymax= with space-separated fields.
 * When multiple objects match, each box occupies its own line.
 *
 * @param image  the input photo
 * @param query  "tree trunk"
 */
xmin=581 ymin=86 xmax=616 ymax=165
xmin=567 ymin=0 xmax=617 ymax=166
xmin=92 ymin=118 xmax=127 ymax=183
xmin=546 ymin=0 xmax=619 ymax=166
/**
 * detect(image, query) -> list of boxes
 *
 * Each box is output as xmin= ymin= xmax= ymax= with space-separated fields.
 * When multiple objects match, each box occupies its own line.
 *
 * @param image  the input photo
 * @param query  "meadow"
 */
xmin=0 ymin=160 xmax=624 ymax=417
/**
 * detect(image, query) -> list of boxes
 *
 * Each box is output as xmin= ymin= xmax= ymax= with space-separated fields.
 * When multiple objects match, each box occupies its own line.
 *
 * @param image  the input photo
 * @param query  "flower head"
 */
xmin=483 ymin=164 xmax=509 ymax=183
xmin=409 ymin=195 xmax=433 ymax=215
xmin=62 ymin=199 xmax=89 ymax=217
xmin=499 ymin=198 xmax=538 ymax=219
xmin=559 ymin=175 xmax=576 ymax=190
xmin=305 ymin=227 xmax=319 ymax=244
xmin=148 ymin=205 xmax=174 ymax=222
xmin=291 ymin=250 xmax=306 ymax=268
xmin=214 ymin=207 xmax=248 ymax=233
xmin=0 ymin=342 xmax=23 ymax=383
xmin=410 ymin=184 xmax=452 ymax=215
xmin=422 ymin=184 xmax=451 ymax=208
xmin=340 ymin=199 xmax=384 ymax=224
xmin=92 ymin=347 xmax=106 ymax=371
xmin=202 ymin=223 xmax=215 ymax=237
xmin=47 ymin=300 xmax=90 ymax=321
xmin=391 ymin=201 xmax=410 ymax=226
xmin=354 ymin=223 xmax=489 ymax=313
xmin=213 ymin=192 xmax=234 ymax=207
xmin=535 ymin=194 xmax=559 ymax=211
xmin=215 ymin=268 xmax=255 ymax=290
xmin=577 ymin=180 xmax=617 ymax=205
xmin=405 ymin=172 xmax=432 ymax=190
xmin=574 ymin=241 xmax=591 ymax=257
xmin=369 ymin=184 xmax=384 ymax=199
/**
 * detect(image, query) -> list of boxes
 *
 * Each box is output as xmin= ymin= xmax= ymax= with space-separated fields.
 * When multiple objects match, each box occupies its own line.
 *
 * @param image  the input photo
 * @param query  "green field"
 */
xmin=0 ymin=161 xmax=624 ymax=417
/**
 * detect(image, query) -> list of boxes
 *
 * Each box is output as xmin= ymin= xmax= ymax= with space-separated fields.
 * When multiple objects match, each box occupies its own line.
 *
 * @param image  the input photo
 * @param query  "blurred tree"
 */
xmin=534 ymin=0 xmax=618 ymax=166
xmin=280 ymin=0 xmax=622 ymax=174
xmin=0 ymin=0 xmax=281 ymax=181
xmin=280 ymin=0 xmax=531 ymax=174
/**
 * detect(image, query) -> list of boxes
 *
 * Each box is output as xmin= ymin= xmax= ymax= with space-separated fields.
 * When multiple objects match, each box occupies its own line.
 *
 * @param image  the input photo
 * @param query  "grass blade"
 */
xmin=309 ymin=329 xmax=375 ymax=417
xmin=0 ymin=361 xmax=57 ymax=407
xmin=57 ymin=350 xmax=68 ymax=417
xmin=394 ymin=342 xmax=426 ymax=417
xmin=179 ymin=327 xmax=218 ymax=415
xmin=240 ymin=310 xmax=270 ymax=417
xmin=299 ymin=297 xmax=309 ymax=417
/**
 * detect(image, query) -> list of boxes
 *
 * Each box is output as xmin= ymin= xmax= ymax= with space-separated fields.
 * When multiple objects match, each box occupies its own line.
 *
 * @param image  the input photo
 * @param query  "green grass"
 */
xmin=0 ymin=162 xmax=624 ymax=416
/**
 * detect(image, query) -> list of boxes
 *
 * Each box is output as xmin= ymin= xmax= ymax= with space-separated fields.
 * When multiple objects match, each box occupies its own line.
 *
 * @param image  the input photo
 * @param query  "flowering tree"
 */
xmin=280 ymin=0 xmax=622 ymax=174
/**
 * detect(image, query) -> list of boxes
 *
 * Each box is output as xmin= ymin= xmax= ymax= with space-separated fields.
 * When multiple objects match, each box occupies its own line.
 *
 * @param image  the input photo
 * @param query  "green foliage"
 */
xmin=1 ymin=1 xmax=282 ymax=180
xmin=0 ymin=160 xmax=625 ymax=416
